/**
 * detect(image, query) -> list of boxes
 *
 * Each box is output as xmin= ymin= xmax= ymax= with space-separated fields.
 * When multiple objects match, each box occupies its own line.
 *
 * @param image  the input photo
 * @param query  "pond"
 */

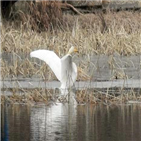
xmin=2 ymin=103 xmax=141 ymax=141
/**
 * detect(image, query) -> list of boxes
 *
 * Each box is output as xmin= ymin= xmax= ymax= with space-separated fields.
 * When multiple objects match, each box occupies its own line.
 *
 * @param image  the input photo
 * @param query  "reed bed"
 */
xmin=1 ymin=88 xmax=141 ymax=106
xmin=1 ymin=11 xmax=141 ymax=79
xmin=1 ymin=8 xmax=141 ymax=104
xmin=1 ymin=88 xmax=55 ymax=105
xmin=75 ymin=88 xmax=141 ymax=105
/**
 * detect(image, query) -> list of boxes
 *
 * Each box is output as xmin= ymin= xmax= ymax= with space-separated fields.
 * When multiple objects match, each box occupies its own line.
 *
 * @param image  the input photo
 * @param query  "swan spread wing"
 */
xmin=30 ymin=50 xmax=61 ymax=81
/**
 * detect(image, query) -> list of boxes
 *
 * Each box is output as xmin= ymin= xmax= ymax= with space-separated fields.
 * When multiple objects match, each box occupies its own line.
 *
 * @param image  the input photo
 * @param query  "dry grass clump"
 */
xmin=2 ymin=87 xmax=141 ymax=105
xmin=76 ymin=88 xmax=141 ymax=105
xmin=1 ymin=88 xmax=56 ymax=105
xmin=2 ymin=11 xmax=141 ymax=54
xmin=1 ymin=96 xmax=5 ymax=103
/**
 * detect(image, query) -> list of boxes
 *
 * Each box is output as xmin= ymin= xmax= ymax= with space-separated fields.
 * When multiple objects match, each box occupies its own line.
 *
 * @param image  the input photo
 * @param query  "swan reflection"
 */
xmin=30 ymin=92 xmax=77 ymax=141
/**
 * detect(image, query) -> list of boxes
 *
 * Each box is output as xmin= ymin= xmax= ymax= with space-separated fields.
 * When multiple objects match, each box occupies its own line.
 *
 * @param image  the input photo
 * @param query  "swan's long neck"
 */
xmin=68 ymin=46 xmax=78 ymax=55
xmin=68 ymin=49 xmax=73 ymax=55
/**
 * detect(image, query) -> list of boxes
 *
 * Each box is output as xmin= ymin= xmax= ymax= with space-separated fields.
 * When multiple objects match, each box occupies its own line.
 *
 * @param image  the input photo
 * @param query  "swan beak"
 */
xmin=74 ymin=48 xmax=78 ymax=53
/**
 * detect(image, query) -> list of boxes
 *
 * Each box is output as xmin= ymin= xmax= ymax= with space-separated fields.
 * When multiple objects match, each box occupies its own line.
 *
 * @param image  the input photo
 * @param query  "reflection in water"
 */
xmin=2 ymin=103 xmax=141 ymax=141
xmin=1 ymin=104 xmax=9 ymax=141
xmin=1 ymin=104 xmax=31 ymax=141
xmin=30 ymin=103 xmax=77 ymax=141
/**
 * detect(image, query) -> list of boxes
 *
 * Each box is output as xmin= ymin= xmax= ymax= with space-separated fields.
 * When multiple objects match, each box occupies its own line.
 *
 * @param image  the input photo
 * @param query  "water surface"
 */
xmin=2 ymin=103 xmax=141 ymax=141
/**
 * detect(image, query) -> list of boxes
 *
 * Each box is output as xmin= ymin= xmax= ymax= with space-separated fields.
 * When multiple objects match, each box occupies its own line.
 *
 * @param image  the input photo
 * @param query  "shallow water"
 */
xmin=2 ymin=79 xmax=141 ymax=89
xmin=2 ymin=103 xmax=141 ymax=141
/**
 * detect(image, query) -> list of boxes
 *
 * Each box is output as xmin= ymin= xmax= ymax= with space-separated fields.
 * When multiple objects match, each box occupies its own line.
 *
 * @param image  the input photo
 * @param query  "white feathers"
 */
xmin=30 ymin=48 xmax=77 ymax=92
xmin=30 ymin=50 xmax=61 ymax=81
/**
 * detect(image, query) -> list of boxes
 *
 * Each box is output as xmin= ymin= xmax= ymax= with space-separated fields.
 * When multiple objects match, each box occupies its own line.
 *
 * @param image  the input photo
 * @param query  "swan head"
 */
xmin=68 ymin=46 xmax=78 ymax=55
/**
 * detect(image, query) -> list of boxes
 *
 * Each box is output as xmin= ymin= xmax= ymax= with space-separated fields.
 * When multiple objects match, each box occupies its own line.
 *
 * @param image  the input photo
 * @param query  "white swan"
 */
xmin=30 ymin=46 xmax=78 ymax=95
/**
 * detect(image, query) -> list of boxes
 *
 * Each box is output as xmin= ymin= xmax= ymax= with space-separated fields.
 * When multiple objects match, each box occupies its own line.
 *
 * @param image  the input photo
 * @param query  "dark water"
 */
xmin=1 ymin=103 xmax=141 ymax=141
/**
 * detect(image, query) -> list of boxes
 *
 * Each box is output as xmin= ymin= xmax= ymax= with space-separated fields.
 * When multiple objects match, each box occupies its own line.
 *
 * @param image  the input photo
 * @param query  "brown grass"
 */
xmin=75 ymin=88 xmax=141 ymax=105
xmin=10 ymin=1 xmax=63 ymax=31
xmin=1 ymin=10 xmax=141 ymax=104
xmin=1 ymin=11 xmax=141 ymax=80
xmin=1 ymin=88 xmax=55 ymax=105
xmin=1 ymin=88 xmax=141 ymax=105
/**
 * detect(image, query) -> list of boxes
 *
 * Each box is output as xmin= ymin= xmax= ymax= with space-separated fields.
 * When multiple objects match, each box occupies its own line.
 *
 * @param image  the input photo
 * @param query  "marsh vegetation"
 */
xmin=1 ymin=2 xmax=141 ymax=104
